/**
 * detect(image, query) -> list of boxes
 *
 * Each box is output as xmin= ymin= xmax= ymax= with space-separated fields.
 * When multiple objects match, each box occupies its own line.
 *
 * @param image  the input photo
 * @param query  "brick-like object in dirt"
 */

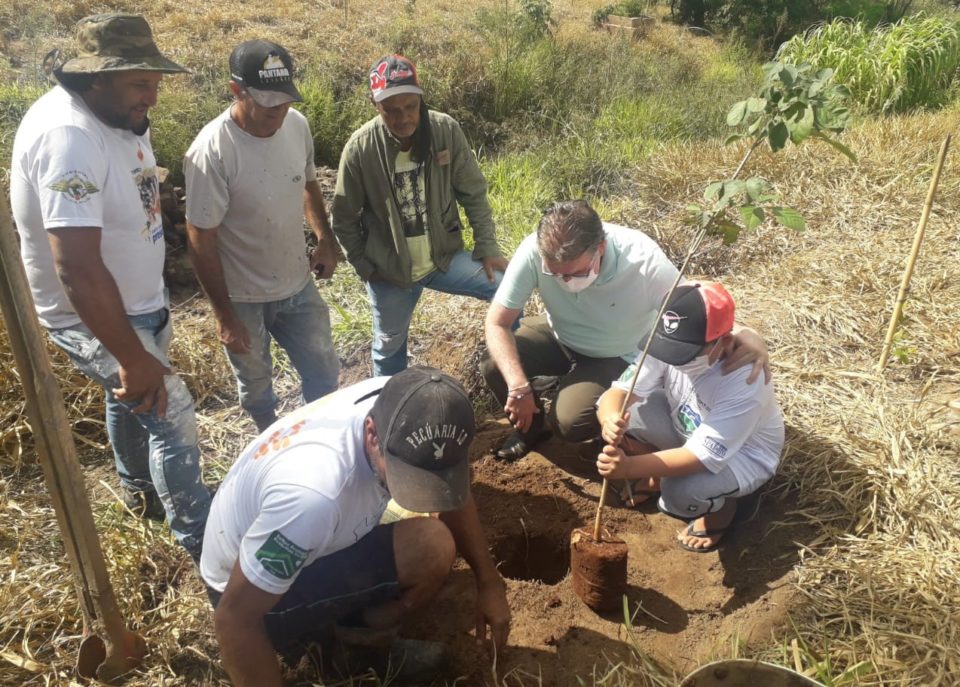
xmin=570 ymin=527 xmax=627 ymax=611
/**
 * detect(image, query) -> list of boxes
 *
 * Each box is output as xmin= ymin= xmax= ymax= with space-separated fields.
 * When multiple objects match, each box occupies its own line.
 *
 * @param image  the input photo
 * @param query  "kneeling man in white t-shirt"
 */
xmin=200 ymin=367 xmax=510 ymax=683
xmin=595 ymin=282 xmax=784 ymax=553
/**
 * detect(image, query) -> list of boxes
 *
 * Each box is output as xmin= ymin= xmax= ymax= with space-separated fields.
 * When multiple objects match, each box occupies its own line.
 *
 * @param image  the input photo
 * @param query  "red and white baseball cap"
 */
xmin=368 ymin=54 xmax=424 ymax=103
xmin=642 ymin=282 xmax=736 ymax=365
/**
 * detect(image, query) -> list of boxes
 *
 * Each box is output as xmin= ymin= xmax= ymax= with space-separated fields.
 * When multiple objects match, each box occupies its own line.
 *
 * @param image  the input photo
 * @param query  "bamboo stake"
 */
xmin=0 ymin=192 xmax=144 ymax=682
xmin=591 ymin=139 xmax=762 ymax=542
xmin=876 ymin=134 xmax=951 ymax=374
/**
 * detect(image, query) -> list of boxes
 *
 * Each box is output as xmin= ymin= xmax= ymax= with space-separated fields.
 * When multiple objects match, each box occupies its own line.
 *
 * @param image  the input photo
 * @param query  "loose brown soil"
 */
xmin=401 ymin=419 xmax=815 ymax=684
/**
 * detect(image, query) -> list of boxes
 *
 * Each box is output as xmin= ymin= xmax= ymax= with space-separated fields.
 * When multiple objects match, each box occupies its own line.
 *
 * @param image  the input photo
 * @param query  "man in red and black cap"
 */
xmin=332 ymin=54 xmax=510 ymax=377
xmin=201 ymin=367 xmax=510 ymax=684
xmin=184 ymin=40 xmax=340 ymax=432
xmin=595 ymin=282 xmax=784 ymax=553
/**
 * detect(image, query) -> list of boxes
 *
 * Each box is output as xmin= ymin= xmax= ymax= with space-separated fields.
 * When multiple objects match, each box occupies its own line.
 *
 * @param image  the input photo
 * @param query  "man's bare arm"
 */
xmin=484 ymin=302 xmax=538 ymax=432
xmin=304 ymin=180 xmax=338 ymax=279
xmin=185 ymin=223 xmax=250 ymax=354
xmin=48 ymin=227 xmax=170 ymax=415
xmin=214 ymin=561 xmax=284 ymax=687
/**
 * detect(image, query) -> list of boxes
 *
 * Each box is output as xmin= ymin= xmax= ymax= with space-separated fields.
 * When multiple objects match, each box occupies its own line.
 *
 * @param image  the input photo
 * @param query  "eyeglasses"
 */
xmin=541 ymin=249 xmax=601 ymax=279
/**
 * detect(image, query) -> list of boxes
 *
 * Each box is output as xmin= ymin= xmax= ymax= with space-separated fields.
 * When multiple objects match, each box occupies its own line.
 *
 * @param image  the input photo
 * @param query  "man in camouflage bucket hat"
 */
xmin=9 ymin=14 xmax=211 ymax=563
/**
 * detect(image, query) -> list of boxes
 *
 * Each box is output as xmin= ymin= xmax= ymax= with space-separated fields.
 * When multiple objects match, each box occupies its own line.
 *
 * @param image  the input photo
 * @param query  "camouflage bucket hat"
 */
xmin=58 ymin=13 xmax=189 ymax=74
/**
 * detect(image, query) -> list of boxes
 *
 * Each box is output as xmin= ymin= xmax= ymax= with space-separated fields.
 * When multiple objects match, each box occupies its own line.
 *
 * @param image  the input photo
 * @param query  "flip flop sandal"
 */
xmin=677 ymin=522 xmax=729 ymax=553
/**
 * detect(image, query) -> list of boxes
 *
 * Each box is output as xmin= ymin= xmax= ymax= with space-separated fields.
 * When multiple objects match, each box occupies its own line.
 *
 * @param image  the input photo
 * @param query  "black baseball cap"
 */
xmin=229 ymin=40 xmax=302 ymax=107
xmin=369 ymin=54 xmax=424 ymax=103
xmin=371 ymin=367 xmax=475 ymax=512
xmin=640 ymin=282 xmax=736 ymax=365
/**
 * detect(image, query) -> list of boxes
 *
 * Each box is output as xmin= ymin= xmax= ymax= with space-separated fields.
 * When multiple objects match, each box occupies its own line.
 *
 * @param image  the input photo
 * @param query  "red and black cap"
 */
xmin=371 ymin=366 xmax=475 ymax=513
xmin=369 ymin=54 xmax=424 ymax=103
xmin=641 ymin=282 xmax=736 ymax=365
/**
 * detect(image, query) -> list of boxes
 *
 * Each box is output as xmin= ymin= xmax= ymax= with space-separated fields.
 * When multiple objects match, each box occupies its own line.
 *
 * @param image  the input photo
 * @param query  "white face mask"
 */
xmin=554 ymin=268 xmax=599 ymax=293
xmin=676 ymin=354 xmax=713 ymax=377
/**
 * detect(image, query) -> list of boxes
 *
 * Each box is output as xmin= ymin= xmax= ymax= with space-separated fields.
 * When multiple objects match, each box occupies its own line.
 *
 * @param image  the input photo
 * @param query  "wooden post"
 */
xmin=0 ymin=191 xmax=144 ymax=682
xmin=876 ymin=135 xmax=951 ymax=373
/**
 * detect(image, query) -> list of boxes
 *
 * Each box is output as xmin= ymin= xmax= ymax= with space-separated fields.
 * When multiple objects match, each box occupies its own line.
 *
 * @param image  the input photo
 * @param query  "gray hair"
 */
xmin=536 ymin=200 xmax=604 ymax=263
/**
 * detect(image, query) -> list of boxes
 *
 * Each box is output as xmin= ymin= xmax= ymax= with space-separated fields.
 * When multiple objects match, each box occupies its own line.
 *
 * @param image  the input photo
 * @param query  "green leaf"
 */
xmin=723 ymin=180 xmax=747 ymax=199
xmin=778 ymin=64 xmax=797 ymax=87
xmin=745 ymin=177 xmax=769 ymax=202
xmin=709 ymin=219 xmax=741 ymax=245
xmin=739 ymin=205 xmax=764 ymax=230
xmin=724 ymin=133 xmax=744 ymax=146
xmin=704 ymin=182 xmax=723 ymax=201
xmin=746 ymin=97 xmax=767 ymax=113
xmin=726 ymin=100 xmax=747 ymax=126
xmin=767 ymin=121 xmax=789 ymax=151
xmin=787 ymin=105 xmax=815 ymax=144
xmin=772 ymin=206 xmax=805 ymax=231
xmin=686 ymin=204 xmax=703 ymax=215
xmin=813 ymin=132 xmax=857 ymax=163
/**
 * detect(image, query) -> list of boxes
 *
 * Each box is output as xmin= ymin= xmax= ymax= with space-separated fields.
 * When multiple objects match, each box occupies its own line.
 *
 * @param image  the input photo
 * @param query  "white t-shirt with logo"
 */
xmin=184 ymin=107 xmax=317 ymax=303
xmin=10 ymin=86 xmax=166 ymax=329
xmin=613 ymin=358 xmax=784 ymax=493
xmin=200 ymin=378 xmax=391 ymax=595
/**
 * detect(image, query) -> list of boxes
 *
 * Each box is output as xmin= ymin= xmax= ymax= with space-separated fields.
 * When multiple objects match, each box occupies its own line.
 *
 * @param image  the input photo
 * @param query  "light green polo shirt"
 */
xmin=494 ymin=223 xmax=679 ymax=360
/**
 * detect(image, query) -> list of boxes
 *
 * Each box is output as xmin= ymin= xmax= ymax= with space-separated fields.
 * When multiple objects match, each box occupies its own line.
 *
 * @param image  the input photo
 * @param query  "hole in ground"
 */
xmin=492 ymin=533 xmax=569 ymax=584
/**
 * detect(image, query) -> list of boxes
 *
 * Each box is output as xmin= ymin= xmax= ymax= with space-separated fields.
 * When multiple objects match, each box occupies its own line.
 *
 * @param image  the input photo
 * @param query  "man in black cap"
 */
xmin=10 ymin=13 xmax=210 ymax=561
xmin=185 ymin=40 xmax=340 ymax=432
xmin=200 ymin=367 xmax=511 ymax=684
xmin=332 ymin=54 xmax=510 ymax=378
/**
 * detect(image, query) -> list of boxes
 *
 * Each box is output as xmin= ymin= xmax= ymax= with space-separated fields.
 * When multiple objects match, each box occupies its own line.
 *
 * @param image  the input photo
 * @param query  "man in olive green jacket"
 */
xmin=332 ymin=54 xmax=508 ymax=376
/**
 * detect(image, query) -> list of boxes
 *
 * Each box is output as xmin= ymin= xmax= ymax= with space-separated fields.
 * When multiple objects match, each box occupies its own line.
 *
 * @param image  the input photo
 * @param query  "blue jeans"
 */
xmin=48 ymin=308 xmax=210 ymax=561
xmin=227 ymin=281 xmax=340 ymax=419
xmin=366 ymin=251 xmax=502 ymax=376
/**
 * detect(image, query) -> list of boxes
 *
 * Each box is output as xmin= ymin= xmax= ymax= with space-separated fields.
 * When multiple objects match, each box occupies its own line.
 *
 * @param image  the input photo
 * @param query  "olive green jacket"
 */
xmin=331 ymin=111 xmax=501 ymax=288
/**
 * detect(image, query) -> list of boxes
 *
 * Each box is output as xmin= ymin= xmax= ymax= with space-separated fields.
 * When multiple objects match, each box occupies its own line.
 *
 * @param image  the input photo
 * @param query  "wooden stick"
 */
xmin=876 ymin=134 xmax=951 ymax=374
xmin=0 ymin=191 xmax=143 ymax=678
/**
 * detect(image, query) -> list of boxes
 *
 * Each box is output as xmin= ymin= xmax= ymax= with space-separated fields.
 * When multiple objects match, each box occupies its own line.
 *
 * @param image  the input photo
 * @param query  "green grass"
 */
xmin=0 ymin=81 xmax=47 ymax=184
xmin=779 ymin=15 xmax=960 ymax=113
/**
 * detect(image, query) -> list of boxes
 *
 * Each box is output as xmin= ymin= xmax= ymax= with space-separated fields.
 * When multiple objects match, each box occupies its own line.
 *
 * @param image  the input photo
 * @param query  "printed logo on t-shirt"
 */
xmin=254 ymin=420 xmax=307 ymax=460
xmin=703 ymin=437 xmax=728 ymax=458
xmin=393 ymin=165 xmax=426 ymax=237
xmin=133 ymin=166 xmax=163 ymax=243
xmin=255 ymin=530 xmax=310 ymax=580
xmin=48 ymin=171 xmax=100 ymax=203
xmin=677 ymin=404 xmax=702 ymax=434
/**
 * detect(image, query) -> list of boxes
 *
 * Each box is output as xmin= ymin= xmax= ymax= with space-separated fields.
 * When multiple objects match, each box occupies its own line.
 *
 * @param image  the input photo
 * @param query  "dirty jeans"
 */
xmin=365 ymin=250 xmax=503 ymax=377
xmin=48 ymin=308 xmax=210 ymax=560
xmin=226 ymin=281 xmax=340 ymax=419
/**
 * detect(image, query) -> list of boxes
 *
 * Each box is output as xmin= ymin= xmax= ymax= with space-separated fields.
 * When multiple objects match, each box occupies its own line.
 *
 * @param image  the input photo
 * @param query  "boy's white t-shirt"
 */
xmin=10 ymin=86 xmax=166 ymax=329
xmin=183 ymin=107 xmax=316 ymax=303
xmin=612 ymin=357 xmax=784 ymax=493
xmin=200 ymin=378 xmax=392 ymax=595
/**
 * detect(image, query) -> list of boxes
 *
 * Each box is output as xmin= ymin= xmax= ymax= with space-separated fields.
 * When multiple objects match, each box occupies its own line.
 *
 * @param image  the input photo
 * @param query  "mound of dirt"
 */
xmin=404 ymin=420 xmax=815 ymax=684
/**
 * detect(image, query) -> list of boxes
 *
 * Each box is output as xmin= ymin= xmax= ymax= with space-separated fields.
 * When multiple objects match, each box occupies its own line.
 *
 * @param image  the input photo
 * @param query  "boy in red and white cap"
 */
xmin=595 ymin=282 xmax=784 ymax=552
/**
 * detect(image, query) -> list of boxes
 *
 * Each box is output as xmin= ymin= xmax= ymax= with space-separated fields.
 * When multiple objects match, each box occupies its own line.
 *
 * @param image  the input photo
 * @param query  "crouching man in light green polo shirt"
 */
xmin=481 ymin=200 xmax=771 ymax=461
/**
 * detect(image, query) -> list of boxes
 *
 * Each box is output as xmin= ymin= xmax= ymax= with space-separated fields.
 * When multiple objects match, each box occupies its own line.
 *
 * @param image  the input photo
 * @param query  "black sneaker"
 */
xmin=332 ymin=633 xmax=446 ymax=683
xmin=122 ymin=488 xmax=166 ymax=522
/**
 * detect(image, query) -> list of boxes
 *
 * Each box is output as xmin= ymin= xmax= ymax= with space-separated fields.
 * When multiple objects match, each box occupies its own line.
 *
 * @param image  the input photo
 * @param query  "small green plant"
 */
xmin=687 ymin=62 xmax=854 ymax=246
xmin=778 ymin=15 xmax=960 ymax=113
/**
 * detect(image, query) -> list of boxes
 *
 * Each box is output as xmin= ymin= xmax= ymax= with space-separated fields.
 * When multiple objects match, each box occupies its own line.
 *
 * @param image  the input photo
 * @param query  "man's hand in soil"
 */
xmin=113 ymin=352 xmax=172 ymax=416
xmin=600 ymin=411 xmax=628 ymax=447
xmin=218 ymin=313 xmax=251 ymax=355
xmin=476 ymin=577 xmax=511 ymax=651
xmin=596 ymin=444 xmax=631 ymax=480
xmin=504 ymin=391 xmax=538 ymax=433
xmin=480 ymin=255 xmax=509 ymax=284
